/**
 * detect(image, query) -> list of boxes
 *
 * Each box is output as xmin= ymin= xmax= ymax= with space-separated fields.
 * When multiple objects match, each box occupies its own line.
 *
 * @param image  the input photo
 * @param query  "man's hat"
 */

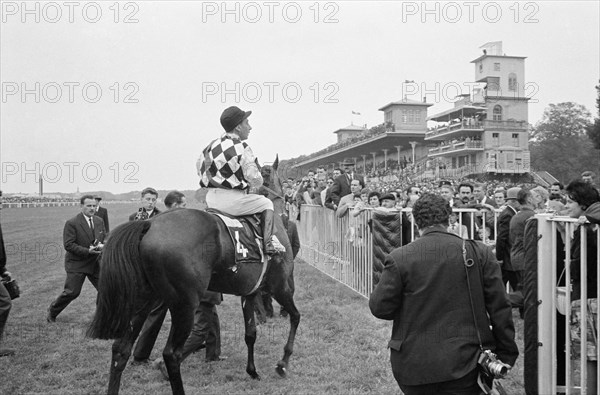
xmin=381 ymin=193 xmax=396 ymax=202
xmin=439 ymin=180 xmax=452 ymax=188
xmin=94 ymin=195 xmax=102 ymax=201
xmin=341 ymin=159 xmax=355 ymax=167
xmin=220 ymin=106 xmax=252 ymax=132
xmin=506 ymin=187 xmax=521 ymax=200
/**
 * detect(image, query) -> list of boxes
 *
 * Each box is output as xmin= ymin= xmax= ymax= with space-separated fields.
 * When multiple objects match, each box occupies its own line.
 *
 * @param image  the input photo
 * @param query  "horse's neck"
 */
xmin=272 ymin=198 xmax=285 ymax=216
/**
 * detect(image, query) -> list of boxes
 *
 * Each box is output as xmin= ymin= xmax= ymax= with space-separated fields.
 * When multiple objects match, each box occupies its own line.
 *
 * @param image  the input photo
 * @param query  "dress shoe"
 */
xmin=0 ymin=348 xmax=15 ymax=357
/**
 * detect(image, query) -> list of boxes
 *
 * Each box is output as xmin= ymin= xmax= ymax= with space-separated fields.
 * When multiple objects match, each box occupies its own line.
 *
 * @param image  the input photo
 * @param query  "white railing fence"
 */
xmin=537 ymin=214 xmax=600 ymax=395
xmin=296 ymin=205 xmax=501 ymax=299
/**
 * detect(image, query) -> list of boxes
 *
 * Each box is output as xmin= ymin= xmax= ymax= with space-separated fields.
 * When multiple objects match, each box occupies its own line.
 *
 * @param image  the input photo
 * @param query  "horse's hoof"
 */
xmin=250 ymin=372 xmax=261 ymax=381
xmin=275 ymin=364 xmax=287 ymax=377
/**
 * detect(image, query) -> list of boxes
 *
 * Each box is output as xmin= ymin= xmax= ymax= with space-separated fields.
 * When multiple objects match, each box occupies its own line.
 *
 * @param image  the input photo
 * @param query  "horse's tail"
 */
xmin=86 ymin=220 xmax=152 ymax=340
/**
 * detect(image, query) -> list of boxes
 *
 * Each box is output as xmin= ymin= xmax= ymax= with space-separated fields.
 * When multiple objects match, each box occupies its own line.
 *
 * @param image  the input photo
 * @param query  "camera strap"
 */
xmin=463 ymin=238 xmax=484 ymax=352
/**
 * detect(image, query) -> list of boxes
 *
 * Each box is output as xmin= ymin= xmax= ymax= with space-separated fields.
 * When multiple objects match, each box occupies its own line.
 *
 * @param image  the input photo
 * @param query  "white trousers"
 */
xmin=205 ymin=189 xmax=273 ymax=216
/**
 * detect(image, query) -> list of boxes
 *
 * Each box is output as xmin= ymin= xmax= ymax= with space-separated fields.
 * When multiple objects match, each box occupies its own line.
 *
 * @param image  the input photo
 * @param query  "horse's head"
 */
xmin=260 ymin=155 xmax=286 ymax=215
xmin=261 ymin=155 xmax=283 ymax=194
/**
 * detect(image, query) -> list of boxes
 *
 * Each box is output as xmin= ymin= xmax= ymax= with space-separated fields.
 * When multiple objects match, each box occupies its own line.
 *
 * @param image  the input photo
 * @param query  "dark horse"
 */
xmin=87 ymin=157 xmax=300 ymax=395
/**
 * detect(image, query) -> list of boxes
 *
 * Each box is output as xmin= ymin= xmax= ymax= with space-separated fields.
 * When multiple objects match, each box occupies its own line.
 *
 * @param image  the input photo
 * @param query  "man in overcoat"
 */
xmin=369 ymin=193 xmax=518 ymax=394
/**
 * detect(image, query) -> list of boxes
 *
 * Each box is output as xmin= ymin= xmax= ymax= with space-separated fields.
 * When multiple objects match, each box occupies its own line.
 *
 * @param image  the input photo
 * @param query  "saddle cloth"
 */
xmin=207 ymin=209 xmax=264 ymax=264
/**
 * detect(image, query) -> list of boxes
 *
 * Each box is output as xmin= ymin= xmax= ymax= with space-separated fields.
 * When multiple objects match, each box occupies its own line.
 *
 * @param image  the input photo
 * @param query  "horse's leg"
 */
xmin=107 ymin=300 xmax=152 ymax=394
xmin=241 ymin=295 xmax=260 ymax=380
xmin=272 ymin=286 xmax=300 ymax=377
xmin=162 ymin=300 xmax=196 ymax=395
xmin=254 ymin=290 xmax=267 ymax=325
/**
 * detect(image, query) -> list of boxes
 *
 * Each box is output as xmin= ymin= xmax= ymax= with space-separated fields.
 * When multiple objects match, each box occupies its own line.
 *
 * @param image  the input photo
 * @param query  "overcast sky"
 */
xmin=1 ymin=0 xmax=598 ymax=194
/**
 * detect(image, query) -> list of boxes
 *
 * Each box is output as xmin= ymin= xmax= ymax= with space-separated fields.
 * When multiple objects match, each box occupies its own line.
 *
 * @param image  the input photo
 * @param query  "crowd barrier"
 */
xmin=297 ymin=205 xmax=374 ymax=298
xmin=296 ymin=204 xmax=501 ymax=298
xmin=298 ymin=206 xmax=600 ymax=391
xmin=537 ymin=214 xmax=600 ymax=394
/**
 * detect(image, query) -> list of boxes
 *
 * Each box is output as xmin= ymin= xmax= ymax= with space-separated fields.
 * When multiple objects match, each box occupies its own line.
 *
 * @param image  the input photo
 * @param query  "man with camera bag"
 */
xmin=369 ymin=193 xmax=518 ymax=394
xmin=0 ymin=190 xmax=16 ymax=357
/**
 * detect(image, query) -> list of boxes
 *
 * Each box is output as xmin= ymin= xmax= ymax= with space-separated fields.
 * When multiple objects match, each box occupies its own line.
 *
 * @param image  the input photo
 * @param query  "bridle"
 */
xmin=261 ymin=185 xmax=285 ymax=201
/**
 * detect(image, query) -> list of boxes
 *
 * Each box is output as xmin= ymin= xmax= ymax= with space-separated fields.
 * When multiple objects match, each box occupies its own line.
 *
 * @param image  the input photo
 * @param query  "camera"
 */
xmin=478 ymin=350 xmax=510 ymax=379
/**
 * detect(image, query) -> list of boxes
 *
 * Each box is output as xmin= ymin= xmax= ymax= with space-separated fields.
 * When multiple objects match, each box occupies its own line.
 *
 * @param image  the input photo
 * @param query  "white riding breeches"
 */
xmin=205 ymin=188 xmax=273 ymax=216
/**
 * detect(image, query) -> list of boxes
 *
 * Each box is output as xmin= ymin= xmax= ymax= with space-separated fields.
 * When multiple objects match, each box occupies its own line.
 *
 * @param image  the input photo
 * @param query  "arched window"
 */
xmin=508 ymin=73 xmax=517 ymax=91
xmin=493 ymin=105 xmax=503 ymax=121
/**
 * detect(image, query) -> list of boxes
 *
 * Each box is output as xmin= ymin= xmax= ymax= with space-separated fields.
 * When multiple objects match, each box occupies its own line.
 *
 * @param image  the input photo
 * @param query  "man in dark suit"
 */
xmin=508 ymin=188 xmax=537 ymax=317
xmin=369 ymin=193 xmax=518 ymax=393
xmin=128 ymin=187 xmax=161 ymax=221
xmin=474 ymin=182 xmax=498 ymax=208
xmin=93 ymin=195 xmax=110 ymax=233
xmin=329 ymin=160 xmax=364 ymax=210
xmin=496 ymin=187 xmax=521 ymax=291
xmin=47 ymin=194 xmax=106 ymax=322
xmin=132 ymin=190 xmax=183 ymax=364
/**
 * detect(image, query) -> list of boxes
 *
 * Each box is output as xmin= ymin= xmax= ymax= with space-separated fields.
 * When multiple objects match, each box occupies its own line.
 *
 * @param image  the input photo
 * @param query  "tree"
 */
xmin=586 ymin=82 xmax=600 ymax=149
xmin=529 ymin=102 xmax=592 ymax=142
xmin=529 ymin=102 xmax=599 ymax=183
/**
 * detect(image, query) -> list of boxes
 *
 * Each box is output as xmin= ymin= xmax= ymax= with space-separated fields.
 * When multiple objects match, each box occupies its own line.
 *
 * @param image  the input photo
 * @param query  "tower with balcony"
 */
xmin=425 ymin=42 xmax=530 ymax=178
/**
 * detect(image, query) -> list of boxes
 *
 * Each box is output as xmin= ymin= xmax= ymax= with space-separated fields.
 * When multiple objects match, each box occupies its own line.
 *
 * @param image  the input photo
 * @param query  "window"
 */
xmin=414 ymin=109 xmax=420 ymax=122
xmin=487 ymin=77 xmax=500 ymax=91
xmin=493 ymin=105 xmax=503 ymax=121
xmin=512 ymin=133 xmax=519 ymax=147
xmin=408 ymin=110 xmax=414 ymax=123
xmin=385 ymin=111 xmax=392 ymax=123
xmin=508 ymin=73 xmax=517 ymax=91
xmin=494 ymin=63 xmax=501 ymax=71
xmin=479 ymin=63 xmax=483 ymax=73
xmin=402 ymin=110 xmax=408 ymax=123
xmin=492 ymin=133 xmax=500 ymax=147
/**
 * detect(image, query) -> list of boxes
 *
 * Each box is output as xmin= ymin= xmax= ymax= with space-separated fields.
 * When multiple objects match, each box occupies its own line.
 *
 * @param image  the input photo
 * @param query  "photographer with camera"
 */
xmin=369 ymin=193 xmax=518 ymax=394
xmin=0 ymin=190 xmax=16 ymax=357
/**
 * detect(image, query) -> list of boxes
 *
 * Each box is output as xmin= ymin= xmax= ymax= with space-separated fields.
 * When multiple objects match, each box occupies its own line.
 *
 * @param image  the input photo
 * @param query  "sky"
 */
xmin=1 ymin=0 xmax=598 ymax=194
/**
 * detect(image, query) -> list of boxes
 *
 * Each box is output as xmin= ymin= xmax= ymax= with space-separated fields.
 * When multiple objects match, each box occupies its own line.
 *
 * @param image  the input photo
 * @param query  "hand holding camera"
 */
xmin=89 ymin=240 xmax=104 ymax=254
xmin=478 ymin=350 xmax=511 ymax=395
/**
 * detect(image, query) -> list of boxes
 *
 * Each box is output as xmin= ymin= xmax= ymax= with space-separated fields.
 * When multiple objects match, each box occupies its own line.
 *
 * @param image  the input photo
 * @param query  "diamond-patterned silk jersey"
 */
xmin=198 ymin=135 xmax=250 ymax=190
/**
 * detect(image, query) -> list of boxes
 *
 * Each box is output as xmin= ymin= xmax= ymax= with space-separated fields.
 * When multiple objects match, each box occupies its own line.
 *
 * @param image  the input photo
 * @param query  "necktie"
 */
xmin=89 ymin=217 xmax=94 ymax=230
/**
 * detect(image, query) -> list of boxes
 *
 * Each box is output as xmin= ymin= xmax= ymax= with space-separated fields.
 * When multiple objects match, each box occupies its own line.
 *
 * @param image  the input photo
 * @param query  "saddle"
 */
xmin=206 ymin=208 xmax=264 ymax=264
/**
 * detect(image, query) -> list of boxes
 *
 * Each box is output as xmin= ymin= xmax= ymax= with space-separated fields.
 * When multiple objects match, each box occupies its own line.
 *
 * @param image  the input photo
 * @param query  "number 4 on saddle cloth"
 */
xmin=206 ymin=209 xmax=286 ymax=266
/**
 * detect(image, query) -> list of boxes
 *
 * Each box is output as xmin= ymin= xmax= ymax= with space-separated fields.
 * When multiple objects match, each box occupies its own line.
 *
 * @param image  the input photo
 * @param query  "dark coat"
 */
xmin=128 ymin=207 xmax=162 ymax=221
xmin=369 ymin=227 xmax=518 ymax=386
xmin=496 ymin=205 xmax=518 ymax=271
xmin=63 ymin=213 xmax=106 ymax=274
xmin=94 ymin=206 xmax=110 ymax=233
xmin=509 ymin=207 xmax=535 ymax=271
xmin=571 ymin=202 xmax=600 ymax=300
xmin=329 ymin=173 xmax=364 ymax=207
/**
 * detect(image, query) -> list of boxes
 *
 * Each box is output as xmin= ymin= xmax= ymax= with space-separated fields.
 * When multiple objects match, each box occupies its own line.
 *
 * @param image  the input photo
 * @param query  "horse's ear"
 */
xmin=273 ymin=154 xmax=279 ymax=170
xmin=255 ymin=157 xmax=261 ymax=171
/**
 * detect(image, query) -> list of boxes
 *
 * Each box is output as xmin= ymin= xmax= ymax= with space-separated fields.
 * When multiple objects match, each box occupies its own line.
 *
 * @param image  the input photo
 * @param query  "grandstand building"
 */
xmin=288 ymin=41 xmax=531 ymax=182
xmin=425 ymin=41 xmax=530 ymax=179
xmin=289 ymin=99 xmax=432 ymax=179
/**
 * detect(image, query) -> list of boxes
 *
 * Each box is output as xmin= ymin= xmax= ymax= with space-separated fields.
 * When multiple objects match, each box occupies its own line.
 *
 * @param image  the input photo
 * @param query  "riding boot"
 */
xmin=0 ymin=309 xmax=15 ymax=357
xmin=261 ymin=209 xmax=276 ymax=256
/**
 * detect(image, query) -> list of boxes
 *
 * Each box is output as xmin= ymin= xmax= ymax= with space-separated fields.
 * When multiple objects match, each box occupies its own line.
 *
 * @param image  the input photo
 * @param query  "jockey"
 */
xmin=197 ymin=106 xmax=276 ymax=256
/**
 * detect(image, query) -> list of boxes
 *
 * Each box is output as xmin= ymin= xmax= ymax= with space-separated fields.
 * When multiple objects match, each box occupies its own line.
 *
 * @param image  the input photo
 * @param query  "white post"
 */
xmin=537 ymin=214 xmax=556 ymax=395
